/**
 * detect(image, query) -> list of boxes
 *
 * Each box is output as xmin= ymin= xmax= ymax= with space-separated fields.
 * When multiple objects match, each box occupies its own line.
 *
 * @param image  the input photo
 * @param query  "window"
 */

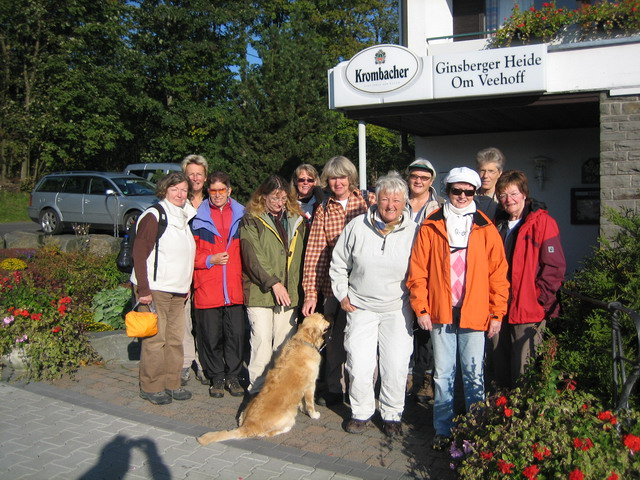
xmin=37 ymin=177 xmax=65 ymax=193
xmin=89 ymin=177 xmax=112 ymax=195
xmin=61 ymin=176 xmax=89 ymax=194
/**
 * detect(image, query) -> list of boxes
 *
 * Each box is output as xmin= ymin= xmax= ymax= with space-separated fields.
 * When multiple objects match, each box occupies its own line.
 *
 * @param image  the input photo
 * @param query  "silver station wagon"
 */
xmin=28 ymin=171 xmax=158 ymax=235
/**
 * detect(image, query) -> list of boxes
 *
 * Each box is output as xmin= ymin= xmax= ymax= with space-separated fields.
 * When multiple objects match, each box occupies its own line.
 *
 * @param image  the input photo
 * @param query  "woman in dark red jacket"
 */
xmin=491 ymin=170 xmax=566 ymax=388
xmin=191 ymin=171 xmax=246 ymax=399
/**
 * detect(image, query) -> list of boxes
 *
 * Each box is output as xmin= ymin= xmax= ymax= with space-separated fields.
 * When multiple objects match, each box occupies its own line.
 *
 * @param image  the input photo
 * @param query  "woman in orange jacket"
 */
xmin=407 ymin=166 xmax=509 ymax=450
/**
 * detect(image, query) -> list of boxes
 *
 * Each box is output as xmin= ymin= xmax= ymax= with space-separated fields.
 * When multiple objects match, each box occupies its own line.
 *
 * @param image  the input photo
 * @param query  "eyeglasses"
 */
xmin=498 ymin=192 xmax=522 ymax=200
xmin=266 ymin=195 xmax=288 ymax=204
xmin=450 ymin=188 xmax=476 ymax=197
xmin=409 ymin=174 xmax=432 ymax=182
xmin=297 ymin=177 xmax=315 ymax=184
xmin=208 ymin=187 xmax=228 ymax=195
xmin=479 ymin=169 xmax=499 ymax=176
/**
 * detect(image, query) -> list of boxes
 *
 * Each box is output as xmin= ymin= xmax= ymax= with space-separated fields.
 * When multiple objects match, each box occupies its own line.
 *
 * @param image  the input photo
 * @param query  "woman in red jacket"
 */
xmin=491 ymin=170 xmax=566 ymax=389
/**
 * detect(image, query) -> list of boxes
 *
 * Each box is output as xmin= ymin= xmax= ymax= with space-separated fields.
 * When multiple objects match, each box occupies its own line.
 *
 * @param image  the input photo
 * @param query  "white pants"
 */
xmin=344 ymin=307 xmax=413 ymax=422
xmin=183 ymin=298 xmax=202 ymax=370
xmin=246 ymin=306 xmax=298 ymax=393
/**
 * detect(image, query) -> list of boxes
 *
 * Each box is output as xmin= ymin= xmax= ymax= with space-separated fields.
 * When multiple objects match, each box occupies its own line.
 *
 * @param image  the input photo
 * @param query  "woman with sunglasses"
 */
xmin=407 ymin=166 xmax=509 ymax=450
xmin=240 ymin=175 xmax=306 ymax=394
xmin=290 ymin=164 xmax=326 ymax=224
xmin=191 ymin=172 xmax=246 ymax=398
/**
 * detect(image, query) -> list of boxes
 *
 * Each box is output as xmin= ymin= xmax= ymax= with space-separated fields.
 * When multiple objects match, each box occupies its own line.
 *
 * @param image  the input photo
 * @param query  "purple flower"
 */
xmin=15 ymin=334 xmax=28 ymax=343
xmin=450 ymin=443 xmax=464 ymax=459
xmin=463 ymin=439 xmax=474 ymax=454
xmin=3 ymin=316 xmax=14 ymax=325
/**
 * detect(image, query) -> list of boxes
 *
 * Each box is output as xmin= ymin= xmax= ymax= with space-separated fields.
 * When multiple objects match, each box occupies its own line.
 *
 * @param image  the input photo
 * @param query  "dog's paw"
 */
xmin=309 ymin=410 xmax=320 ymax=420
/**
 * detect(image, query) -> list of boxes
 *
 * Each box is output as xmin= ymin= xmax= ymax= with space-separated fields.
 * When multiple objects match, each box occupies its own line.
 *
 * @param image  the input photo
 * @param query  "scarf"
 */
xmin=371 ymin=208 xmax=402 ymax=236
xmin=443 ymin=200 xmax=476 ymax=250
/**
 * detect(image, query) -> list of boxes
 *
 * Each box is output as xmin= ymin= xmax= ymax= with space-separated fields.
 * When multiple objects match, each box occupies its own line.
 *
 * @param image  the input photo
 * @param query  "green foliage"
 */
xmin=91 ymin=286 xmax=132 ymax=331
xmin=553 ymin=208 xmax=640 ymax=404
xmin=0 ymin=190 xmax=30 ymax=222
xmin=451 ymin=338 xmax=640 ymax=479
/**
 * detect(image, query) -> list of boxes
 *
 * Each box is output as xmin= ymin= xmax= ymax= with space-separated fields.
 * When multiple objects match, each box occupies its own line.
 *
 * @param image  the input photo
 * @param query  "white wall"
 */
xmin=416 ymin=127 xmax=599 ymax=275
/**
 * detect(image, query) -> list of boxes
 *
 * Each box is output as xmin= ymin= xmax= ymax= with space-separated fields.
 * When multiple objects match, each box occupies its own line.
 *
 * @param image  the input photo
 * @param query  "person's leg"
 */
xmin=510 ymin=320 xmax=546 ymax=386
xmin=344 ymin=309 xmax=379 ymax=421
xmin=378 ymin=307 xmax=413 ymax=422
xmin=430 ymin=322 xmax=458 ymax=437
xmin=323 ymin=296 xmax=347 ymax=396
xmin=272 ymin=307 xmax=298 ymax=353
xmin=222 ymin=304 xmax=246 ymax=380
xmin=196 ymin=307 xmax=225 ymax=383
xmin=457 ymin=309 xmax=486 ymax=413
xmin=486 ymin=319 xmax=511 ymax=390
xmin=137 ymin=289 xmax=168 ymax=394
xmin=162 ymin=293 xmax=188 ymax=391
xmin=182 ymin=298 xmax=201 ymax=375
xmin=246 ymin=307 xmax=274 ymax=393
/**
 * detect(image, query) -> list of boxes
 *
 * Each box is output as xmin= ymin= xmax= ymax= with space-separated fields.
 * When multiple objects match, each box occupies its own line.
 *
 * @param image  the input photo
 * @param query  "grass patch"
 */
xmin=0 ymin=190 xmax=30 ymax=222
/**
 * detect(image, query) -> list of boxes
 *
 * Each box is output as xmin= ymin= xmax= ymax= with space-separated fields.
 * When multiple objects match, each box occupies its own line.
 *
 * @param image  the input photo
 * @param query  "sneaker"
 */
xmin=196 ymin=370 xmax=209 ymax=385
xmin=416 ymin=374 xmax=434 ymax=404
xmin=383 ymin=420 xmax=403 ymax=437
xmin=165 ymin=388 xmax=192 ymax=401
xmin=316 ymin=391 xmax=343 ymax=407
xmin=140 ymin=390 xmax=172 ymax=405
xmin=226 ymin=377 xmax=244 ymax=397
xmin=209 ymin=379 xmax=225 ymax=398
xmin=180 ymin=367 xmax=191 ymax=386
xmin=431 ymin=434 xmax=452 ymax=451
xmin=345 ymin=418 xmax=369 ymax=434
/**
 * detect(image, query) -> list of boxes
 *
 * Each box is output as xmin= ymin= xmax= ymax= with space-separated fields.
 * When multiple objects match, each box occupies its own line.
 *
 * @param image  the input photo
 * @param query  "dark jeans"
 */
xmin=195 ymin=305 xmax=245 ymax=382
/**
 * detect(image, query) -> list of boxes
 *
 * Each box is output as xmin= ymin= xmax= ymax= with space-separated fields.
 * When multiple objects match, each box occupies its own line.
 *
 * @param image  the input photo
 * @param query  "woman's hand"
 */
xmin=302 ymin=298 xmax=316 ymax=317
xmin=340 ymin=296 xmax=357 ymax=313
xmin=209 ymin=252 xmax=229 ymax=265
xmin=271 ymin=282 xmax=291 ymax=307
xmin=487 ymin=319 xmax=502 ymax=339
xmin=417 ymin=314 xmax=432 ymax=331
xmin=138 ymin=294 xmax=153 ymax=305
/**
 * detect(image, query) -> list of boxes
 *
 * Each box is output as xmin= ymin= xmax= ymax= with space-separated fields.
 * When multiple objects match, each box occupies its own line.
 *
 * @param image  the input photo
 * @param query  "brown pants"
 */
xmin=136 ymin=289 xmax=187 ymax=393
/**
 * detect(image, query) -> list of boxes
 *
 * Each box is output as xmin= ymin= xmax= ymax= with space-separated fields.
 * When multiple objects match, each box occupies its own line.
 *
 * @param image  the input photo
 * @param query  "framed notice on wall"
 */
xmin=570 ymin=188 xmax=600 ymax=225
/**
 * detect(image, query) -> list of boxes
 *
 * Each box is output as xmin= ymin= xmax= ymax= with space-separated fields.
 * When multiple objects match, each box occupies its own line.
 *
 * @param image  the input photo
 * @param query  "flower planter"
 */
xmin=88 ymin=330 xmax=140 ymax=363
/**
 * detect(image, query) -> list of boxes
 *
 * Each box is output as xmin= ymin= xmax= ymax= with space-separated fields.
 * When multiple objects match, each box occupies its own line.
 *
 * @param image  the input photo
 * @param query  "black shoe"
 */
xmin=431 ymin=434 xmax=452 ymax=451
xmin=225 ymin=377 xmax=244 ymax=397
xmin=209 ymin=379 xmax=225 ymax=398
xmin=345 ymin=418 xmax=369 ymax=434
xmin=317 ymin=391 xmax=343 ymax=407
xmin=140 ymin=390 xmax=172 ymax=405
xmin=165 ymin=388 xmax=192 ymax=401
xmin=383 ymin=420 xmax=403 ymax=437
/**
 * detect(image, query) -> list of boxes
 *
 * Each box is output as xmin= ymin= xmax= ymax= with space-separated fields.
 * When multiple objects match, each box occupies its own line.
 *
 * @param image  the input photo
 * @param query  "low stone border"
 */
xmin=88 ymin=330 xmax=140 ymax=363
xmin=1 ymin=231 xmax=121 ymax=254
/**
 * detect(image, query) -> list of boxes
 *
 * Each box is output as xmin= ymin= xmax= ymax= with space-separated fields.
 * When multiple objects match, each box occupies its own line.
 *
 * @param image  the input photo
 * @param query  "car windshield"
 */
xmin=111 ymin=177 xmax=156 ymax=196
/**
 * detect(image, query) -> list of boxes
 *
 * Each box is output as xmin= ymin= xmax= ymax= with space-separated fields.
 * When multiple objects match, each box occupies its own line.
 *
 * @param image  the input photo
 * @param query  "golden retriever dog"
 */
xmin=197 ymin=313 xmax=330 ymax=445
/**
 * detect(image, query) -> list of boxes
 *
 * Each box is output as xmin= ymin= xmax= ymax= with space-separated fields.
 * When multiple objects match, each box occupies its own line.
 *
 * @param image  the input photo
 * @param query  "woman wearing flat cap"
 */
xmin=406 ymin=166 xmax=510 ymax=450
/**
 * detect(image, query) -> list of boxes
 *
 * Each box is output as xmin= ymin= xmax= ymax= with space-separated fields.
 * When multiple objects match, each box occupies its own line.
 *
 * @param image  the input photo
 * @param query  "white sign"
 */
xmin=345 ymin=44 xmax=421 ymax=94
xmin=432 ymin=44 xmax=547 ymax=99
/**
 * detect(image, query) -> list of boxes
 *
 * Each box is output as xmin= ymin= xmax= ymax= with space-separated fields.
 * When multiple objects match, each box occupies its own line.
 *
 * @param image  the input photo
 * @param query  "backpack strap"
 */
xmin=151 ymin=204 xmax=168 ymax=282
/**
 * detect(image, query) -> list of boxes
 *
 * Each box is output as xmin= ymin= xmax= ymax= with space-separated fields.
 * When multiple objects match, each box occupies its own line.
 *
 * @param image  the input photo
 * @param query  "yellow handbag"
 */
xmin=125 ymin=302 xmax=158 ymax=338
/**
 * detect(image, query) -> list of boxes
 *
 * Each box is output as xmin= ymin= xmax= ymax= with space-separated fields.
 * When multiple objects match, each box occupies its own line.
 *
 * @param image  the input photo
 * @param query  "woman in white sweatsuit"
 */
xmin=329 ymin=171 xmax=416 ymax=437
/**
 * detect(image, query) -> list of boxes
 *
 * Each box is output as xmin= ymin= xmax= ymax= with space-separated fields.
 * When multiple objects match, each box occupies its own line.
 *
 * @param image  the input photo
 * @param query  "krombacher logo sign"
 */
xmin=345 ymin=44 xmax=420 ymax=94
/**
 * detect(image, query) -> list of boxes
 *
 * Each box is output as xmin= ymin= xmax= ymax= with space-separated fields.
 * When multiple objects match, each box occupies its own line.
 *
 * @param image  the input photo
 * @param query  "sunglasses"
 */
xmin=450 ymin=188 xmax=476 ymax=197
xmin=297 ymin=177 xmax=315 ymax=184
xmin=208 ymin=187 xmax=228 ymax=195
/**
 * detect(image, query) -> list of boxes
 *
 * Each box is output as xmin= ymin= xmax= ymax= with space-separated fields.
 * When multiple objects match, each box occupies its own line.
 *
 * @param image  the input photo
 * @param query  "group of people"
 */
xmin=129 ymin=148 xmax=566 ymax=447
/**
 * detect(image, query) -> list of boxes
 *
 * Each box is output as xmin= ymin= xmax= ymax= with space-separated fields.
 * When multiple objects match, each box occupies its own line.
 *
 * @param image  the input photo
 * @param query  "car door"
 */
xmin=84 ymin=176 xmax=118 ymax=227
xmin=57 ymin=176 xmax=90 ymax=223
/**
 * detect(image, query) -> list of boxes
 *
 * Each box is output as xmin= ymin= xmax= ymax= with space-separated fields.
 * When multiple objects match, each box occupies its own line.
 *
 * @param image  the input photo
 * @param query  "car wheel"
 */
xmin=40 ymin=209 xmax=63 ymax=235
xmin=123 ymin=211 xmax=141 ymax=233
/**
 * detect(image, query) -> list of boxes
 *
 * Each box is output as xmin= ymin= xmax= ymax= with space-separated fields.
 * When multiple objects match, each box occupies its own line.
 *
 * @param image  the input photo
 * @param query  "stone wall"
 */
xmin=1 ymin=231 xmax=121 ymax=254
xmin=600 ymin=92 xmax=640 ymax=238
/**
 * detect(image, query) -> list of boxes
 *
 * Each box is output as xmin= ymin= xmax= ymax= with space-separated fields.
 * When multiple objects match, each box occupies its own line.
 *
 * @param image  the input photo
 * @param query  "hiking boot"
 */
xmin=165 ymin=388 xmax=192 ymax=401
xmin=180 ymin=367 xmax=190 ymax=386
xmin=225 ymin=377 xmax=244 ymax=397
xmin=316 ymin=391 xmax=343 ymax=407
xmin=140 ymin=390 xmax=172 ymax=405
xmin=383 ymin=420 xmax=403 ymax=437
xmin=209 ymin=379 xmax=225 ymax=398
xmin=405 ymin=374 xmax=414 ymax=395
xmin=431 ymin=434 xmax=452 ymax=451
xmin=416 ymin=374 xmax=434 ymax=404
xmin=345 ymin=418 xmax=369 ymax=434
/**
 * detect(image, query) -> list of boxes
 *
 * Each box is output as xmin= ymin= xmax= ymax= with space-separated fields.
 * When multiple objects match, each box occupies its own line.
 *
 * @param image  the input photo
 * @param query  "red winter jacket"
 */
xmin=191 ymin=198 xmax=245 ymax=309
xmin=495 ymin=201 xmax=566 ymax=324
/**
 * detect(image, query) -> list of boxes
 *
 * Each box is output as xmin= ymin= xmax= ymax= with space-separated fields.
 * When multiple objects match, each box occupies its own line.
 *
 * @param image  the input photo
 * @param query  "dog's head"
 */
xmin=298 ymin=313 xmax=330 ymax=349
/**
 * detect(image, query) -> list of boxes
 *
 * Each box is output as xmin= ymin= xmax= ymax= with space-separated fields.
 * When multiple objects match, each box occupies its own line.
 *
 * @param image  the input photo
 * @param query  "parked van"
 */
xmin=124 ymin=163 xmax=181 ymax=183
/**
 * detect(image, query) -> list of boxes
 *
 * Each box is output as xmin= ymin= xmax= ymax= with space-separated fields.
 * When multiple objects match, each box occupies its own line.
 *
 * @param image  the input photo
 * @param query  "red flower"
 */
xmin=496 ymin=395 xmax=508 ymax=407
xmin=504 ymin=407 xmax=513 ymax=417
xmin=532 ymin=443 xmax=551 ymax=460
xmin=7 ymin=306 xmax=14 ymax=312
xmin=58 ymin=304 xmax=67 ymax=316
xmin=573 ymin=437 xmax=594 ymax=451
xmin=51 ymin=326 xmax=62 ymax=333
xmin=523 ymin=464 xmax=540 ymax=480
xmin=607 ymin=473 xmax=619 ymax=480
xmin=581 ymin=403 xmax=589 ymax=411
xmin=497 ymin=459 xmax=515 ymax=474
xmin=623 ymin=433 xmax=640 ymax=453
xmin=598 ymin=410 xmax=613 ymax=421
xmin=30 ymin=313 xmax=42 ymax=321
xmin=566 ymin=379 xmax=577 ymax=391
xmin=569 ymin=469 xmax=585 ymax=480
xmin=480 ymin=451 xmax=493 ymax=460
xmin=59 ymin=296 xmax=72 ymax=304
xmin=20 ymin=309 xmax=30 ymax=317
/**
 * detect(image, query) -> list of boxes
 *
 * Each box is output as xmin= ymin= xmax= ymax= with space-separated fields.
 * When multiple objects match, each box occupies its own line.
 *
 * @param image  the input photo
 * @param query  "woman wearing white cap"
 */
xmin=406 ymin=166 xmax=510 ymax=449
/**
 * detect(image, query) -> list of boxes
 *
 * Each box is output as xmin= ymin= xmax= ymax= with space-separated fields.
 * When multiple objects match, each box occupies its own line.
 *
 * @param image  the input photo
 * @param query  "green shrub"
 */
xmin=92 ymin=286 xmax=133 ymax=331
xmin=451 ymin=338 xmax=640 ymax=479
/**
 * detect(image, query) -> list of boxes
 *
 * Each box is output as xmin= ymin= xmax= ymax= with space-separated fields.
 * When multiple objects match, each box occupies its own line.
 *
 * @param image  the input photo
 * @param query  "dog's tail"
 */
xmin=197 ymin=428 xmax=246 ymax=445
